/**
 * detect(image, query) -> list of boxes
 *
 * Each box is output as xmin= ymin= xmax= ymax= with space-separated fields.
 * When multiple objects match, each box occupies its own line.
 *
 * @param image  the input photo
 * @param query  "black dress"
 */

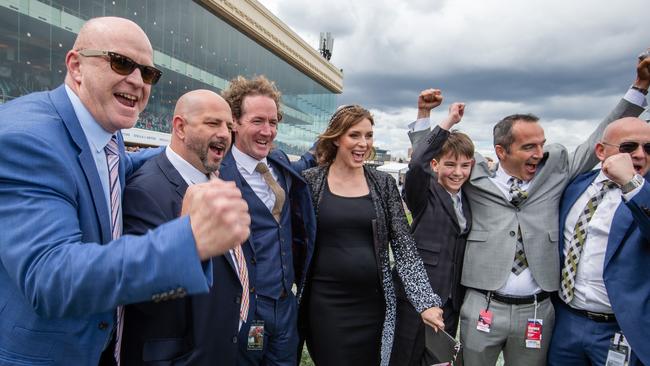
xmin=306 ymin=183 xmax=385 ymax=366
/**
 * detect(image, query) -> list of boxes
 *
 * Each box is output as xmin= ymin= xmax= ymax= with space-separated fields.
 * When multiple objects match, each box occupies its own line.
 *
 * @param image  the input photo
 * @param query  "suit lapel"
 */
xmin=155 ymin=152 xmax=189 ymax=202
xmin=604 ymin=203 xmax=635 ymax=268
xmin=558 ymin=170 xmax=598 ymax=262
xmin=470 ymin=158 xmax=506 ymax=202
xmin=51 ymin=86 xmax=112 ymax=243
xmin=432 ymin=182 xmax=461 ymax=232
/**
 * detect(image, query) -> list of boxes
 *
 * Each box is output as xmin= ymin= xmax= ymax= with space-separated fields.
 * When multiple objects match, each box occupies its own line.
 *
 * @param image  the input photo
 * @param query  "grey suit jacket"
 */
xmin=409 ymin=98 xmax=644 ymax=291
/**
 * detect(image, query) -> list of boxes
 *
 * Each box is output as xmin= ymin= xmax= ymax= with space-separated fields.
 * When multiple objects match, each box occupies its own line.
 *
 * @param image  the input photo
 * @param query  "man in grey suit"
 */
xmin=408 ymin=54 xmax=650 ymax=366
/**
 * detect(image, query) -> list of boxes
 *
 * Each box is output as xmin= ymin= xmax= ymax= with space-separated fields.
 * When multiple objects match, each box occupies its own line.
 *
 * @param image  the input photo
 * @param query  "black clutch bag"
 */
xmin=421 ymin=327 xmax=462 ymax=366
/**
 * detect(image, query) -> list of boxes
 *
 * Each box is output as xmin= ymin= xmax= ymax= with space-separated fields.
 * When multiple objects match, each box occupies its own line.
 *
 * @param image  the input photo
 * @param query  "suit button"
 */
xmin=281 ymin=251 xmax=286 ymax=256
xmin=235 ymin=296 xmax=241 ymax=304
xmin=509 ymin=231 xmax=516 ymax=237
xmin=515 ymin=207 xmax=520 ymax=212
xmin=98 ymin=321 xmax=109 ymax=330
xmin=251 ymin=257 xmax=257 ymax=264
xmin=250 ymin=287 xmax=255 ymax=294
xmin=232 ymin=336 xmax=238 ymax=343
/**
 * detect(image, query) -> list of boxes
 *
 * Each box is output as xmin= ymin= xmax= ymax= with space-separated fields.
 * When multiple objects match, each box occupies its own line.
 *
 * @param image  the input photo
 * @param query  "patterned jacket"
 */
xmin=301 ymin=165 xmax=441 ymax=365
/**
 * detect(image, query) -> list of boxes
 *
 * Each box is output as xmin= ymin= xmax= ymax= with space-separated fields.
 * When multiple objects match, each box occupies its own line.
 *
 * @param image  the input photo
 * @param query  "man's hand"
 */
xmin=602 ymin=153 xmax=636 ymax=186
xmin=635 ymin=49 xmax=650 ymax=90
xmin=421 ymin=306 xmax=445 ymax=332
xmin=417 ymin=89 xmax=443 ymax=119
xmin=439 ymin=102 xmax=466 ymax=130
xmin=181 ymin=178 xmax=250 ymax=260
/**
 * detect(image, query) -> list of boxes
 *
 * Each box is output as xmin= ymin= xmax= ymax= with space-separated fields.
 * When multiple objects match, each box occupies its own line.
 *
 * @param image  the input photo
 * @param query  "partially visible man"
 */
xmin=408 ymin=54 xmax=650 ymax=365
xmin=0 ymin=17 xmax=249 ymax=365
xmin=220 ymin=75 xmax=317 ymax=366
xmin=548 ymin=117 xmax=650 ymax=366
xmin=120 ymin=90 xmax=250 ymax=365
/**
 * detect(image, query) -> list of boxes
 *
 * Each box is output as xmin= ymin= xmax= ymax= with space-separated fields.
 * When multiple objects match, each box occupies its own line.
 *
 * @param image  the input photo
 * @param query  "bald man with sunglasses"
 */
xmin=548 ymin=117 xmax=650 ymax=366
xmin=0 ymin=17 xmax=250 ymax=365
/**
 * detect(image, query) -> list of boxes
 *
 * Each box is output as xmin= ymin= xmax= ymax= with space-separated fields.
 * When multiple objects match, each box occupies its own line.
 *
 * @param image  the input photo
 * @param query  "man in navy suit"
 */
xmin=120 ymin=89 xmax=250 ymax=365
xmin=0 ymin=17 xmax=250 ymax=365
xmin=549 ymin=117 xmax=650 ymax=366
xmin=220 ymin=75 xmax=317 ymax=366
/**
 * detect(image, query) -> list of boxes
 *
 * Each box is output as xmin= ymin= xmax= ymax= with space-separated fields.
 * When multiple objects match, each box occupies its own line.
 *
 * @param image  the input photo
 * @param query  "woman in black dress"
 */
xmin=301 ymin=105 xmax=445 ymax=366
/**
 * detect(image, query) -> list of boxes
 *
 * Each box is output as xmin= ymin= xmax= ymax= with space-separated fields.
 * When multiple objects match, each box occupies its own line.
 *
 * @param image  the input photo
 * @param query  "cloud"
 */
xmin=259 ymin=0 xmax=649 ymax=157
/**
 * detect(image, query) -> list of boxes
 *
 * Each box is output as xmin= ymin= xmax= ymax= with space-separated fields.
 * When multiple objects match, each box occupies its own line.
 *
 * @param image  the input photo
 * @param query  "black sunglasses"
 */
xmin=602 ymin=141 xmax=650 ymax=154
xmin=78 ymin=49 xmax=162 ymax=85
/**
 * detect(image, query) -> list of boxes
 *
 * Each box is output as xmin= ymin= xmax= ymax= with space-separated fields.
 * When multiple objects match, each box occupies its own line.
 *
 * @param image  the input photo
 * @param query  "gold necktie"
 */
xmin=255 ymin=162 xmax=285 ymax=222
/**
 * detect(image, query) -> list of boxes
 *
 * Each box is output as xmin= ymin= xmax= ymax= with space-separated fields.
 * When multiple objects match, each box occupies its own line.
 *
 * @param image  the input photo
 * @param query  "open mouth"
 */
xmin=209 ymin=141 xmax=227 ymax=159
xmin=255 ymin=139 xmax=270 ymax=149
xmin=352 ymin=151 xmax=366 ymax=162
xmin=115 ymin=92 xmax=138 ymax=108
xmin=525 ymin=162 xmax=537 ymax=174
xmin=633 ymin=164 xmax=643 ymax=173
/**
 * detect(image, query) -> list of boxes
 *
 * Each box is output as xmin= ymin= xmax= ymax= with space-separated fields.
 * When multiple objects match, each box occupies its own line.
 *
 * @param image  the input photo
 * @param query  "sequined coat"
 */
xmin=301 ymin=165 xmax=442 ymax=366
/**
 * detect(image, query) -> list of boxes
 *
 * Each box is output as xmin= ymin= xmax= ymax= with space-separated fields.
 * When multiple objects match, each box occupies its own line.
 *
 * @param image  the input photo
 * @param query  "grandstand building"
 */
xmin=0 ymin=0 xmax=343 ymax=154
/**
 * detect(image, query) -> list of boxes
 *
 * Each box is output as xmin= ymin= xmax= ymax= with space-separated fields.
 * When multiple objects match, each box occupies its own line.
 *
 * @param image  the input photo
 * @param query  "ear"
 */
xmin=231 ymin=117 xmax=241 ymax=133
xmin=495 ymin=144 xmax=506 ymax=161
xmin=333 ymin=140 xmax=339 ymax=147
xmin=172 ymin=115 xmax=186 ymax=140
xmin=594 ymin=142 xmax=606 ymax=162
xmin=430 ymin=159 xmax=440 ymax=173
xmin=65 ymin=50 xmax=82 ymax=83
xmin=471 ymin=158 xmax=476 ymax=168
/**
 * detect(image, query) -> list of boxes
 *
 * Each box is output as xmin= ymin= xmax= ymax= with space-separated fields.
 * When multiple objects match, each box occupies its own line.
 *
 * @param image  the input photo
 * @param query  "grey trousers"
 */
xmin=459 ymin=288 xmax=555 ymax=366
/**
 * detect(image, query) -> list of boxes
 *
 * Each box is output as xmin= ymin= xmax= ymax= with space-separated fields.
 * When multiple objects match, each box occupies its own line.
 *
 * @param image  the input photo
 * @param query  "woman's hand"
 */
xmin=420 ymin=306 xmax=445 ymax=332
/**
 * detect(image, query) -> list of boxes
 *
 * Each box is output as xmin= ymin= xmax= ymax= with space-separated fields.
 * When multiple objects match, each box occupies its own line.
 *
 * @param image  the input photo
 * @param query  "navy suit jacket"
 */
xmin=0 ymin=85 xmax=211 ymax=365
xmin=121 ymin=151 xmax=252 ymax=365
xmin=559 ymin=169 xmax=650 ymax=364
xmin=219 ymin=149 xmax=317 ymax=303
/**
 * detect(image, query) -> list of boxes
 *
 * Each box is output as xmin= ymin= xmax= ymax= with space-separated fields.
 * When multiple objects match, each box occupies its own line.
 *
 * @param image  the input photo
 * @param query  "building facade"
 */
xmin=0 ymin=0 xmax=343 ymax=154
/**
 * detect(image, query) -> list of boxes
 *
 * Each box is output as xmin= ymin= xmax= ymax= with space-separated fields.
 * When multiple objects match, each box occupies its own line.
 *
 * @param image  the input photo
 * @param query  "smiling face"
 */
xmin=233 ymin=95 xmax=279 ymax=160
xmin=431 ymin=152 xmax=474 ymax=194
xmin=174 ymin=91 xmax=233 ymax=173
xmin=65 ymin=17 xmax=153 ymax=133
xmin=496 ymin=120 xmax=546 ymax=181
xmin=596 ymin=117 xmax=650 ymax=176
xmin=334 ymin=118 xmax=373 ymax=169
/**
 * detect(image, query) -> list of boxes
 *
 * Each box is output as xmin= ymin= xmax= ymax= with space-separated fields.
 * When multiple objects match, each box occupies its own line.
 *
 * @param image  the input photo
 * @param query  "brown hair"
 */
xmin=222 ymin=75 xmax=283 ymax=122
xmin=436 ymin=130 xmax=475 ymax=160
xmin=316 ymin=105 xmax=375 ymax=166
xmin=493 ymin=113 xmax=539 ymax=152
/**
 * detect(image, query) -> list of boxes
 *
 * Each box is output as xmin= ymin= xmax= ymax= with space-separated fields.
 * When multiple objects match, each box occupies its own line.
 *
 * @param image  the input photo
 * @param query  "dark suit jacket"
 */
xmin=397 ymin=125 xmax=471 ymax=311
xmin=121 ymin=152 xmax=253 ymax=366
xmin=559 ymin=170 xmax=650 ymax=365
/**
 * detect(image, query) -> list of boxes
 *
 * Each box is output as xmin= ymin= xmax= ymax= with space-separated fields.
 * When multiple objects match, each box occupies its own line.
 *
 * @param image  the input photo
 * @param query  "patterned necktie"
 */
xmin=105 ymin=136 xmax=124 ymax=365
xmin=559 ymin=180 xmax=617 ymax=303
xmin=255 ymin=162 xmax=286 ymax=222
xmin=508 ymin=177 xmax=529 ymax=275
xmin=452 ymin=194 xmax=467 ymax=232
xmin=233 ymin=246 xmax=249 ymax=323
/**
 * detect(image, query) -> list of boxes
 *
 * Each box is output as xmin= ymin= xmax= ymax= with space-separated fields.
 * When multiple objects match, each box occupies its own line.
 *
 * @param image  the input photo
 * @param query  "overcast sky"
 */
xmin=259 ymin=0 xmax=649 ymax=158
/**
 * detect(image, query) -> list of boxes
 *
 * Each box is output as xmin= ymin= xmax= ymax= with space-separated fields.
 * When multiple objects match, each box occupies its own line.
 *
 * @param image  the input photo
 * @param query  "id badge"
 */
xmin=247 ymin=320 xmax=265 ymax=351
xmin=606 ymin=332 xmax=631 ymax=366
xmin=525 ymin=319 xmax=543 ymax=349
xmin=476 ymin=309 xmax=493 ymax=333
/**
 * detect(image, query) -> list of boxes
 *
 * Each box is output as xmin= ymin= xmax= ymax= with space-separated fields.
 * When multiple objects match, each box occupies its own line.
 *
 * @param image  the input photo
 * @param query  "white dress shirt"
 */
xmin=489 ymin=164 xmax=542 ymax=296
xmin=564 ymin=171 xmax=642 ymax=313
xmin=231 ymin=144 xmax=280 ymax=213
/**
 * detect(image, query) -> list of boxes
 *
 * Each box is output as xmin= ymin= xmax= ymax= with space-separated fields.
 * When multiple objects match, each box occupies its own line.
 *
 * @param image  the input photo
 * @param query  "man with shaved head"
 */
xmin=548 ymin=117 xmax=650 ymax=366
xmin=0 ymin=17 xmax=250 ymax=365
xmin=119 ymin=89 xmax=248 ymax=365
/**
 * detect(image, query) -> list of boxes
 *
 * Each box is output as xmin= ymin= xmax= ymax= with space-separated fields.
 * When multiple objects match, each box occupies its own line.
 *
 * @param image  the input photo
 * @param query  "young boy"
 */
xmin=391 ymin=90 xmax=474 ymax=366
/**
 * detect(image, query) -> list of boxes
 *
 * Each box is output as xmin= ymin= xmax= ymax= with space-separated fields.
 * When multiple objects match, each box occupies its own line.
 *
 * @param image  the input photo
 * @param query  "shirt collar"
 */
xmin=594 ymin=170 xmax=614 ymax=188
xmin=231 ymin=144 xmax=269 ymax=174
xmin=495 ymin=162 xmax=531 ymax=185
xmin=64 ymin=84 xmax=113 ymax=152
xmin=165 ymin=146 xmax=210 ymax=185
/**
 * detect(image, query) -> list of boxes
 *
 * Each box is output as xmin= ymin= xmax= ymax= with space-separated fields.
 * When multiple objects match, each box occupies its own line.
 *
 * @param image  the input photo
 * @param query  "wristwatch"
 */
xmin=620 ymin=174 xmax=644 ymax=194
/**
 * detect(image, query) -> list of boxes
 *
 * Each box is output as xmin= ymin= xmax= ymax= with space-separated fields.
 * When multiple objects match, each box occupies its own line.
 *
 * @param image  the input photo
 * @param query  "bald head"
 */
xmin=170 ymin=90 xmax=233 ymax=174
xmin=64 ymin=17 xmax=155 ymax=134
xmin=597 ymin=117 xmax=650 ymax=175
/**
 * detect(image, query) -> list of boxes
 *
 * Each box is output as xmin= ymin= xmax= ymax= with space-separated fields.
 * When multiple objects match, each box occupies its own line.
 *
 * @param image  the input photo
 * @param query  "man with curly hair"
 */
xmin=220 ymin=75 xmax=317 ymax=366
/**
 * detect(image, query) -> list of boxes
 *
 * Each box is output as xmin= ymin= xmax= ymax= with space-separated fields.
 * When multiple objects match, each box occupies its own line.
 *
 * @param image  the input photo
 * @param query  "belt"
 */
xmin=564 ymin=305 xmax=617 ymax=323
xmin=474 ymin=289 xmax=551 ymax=305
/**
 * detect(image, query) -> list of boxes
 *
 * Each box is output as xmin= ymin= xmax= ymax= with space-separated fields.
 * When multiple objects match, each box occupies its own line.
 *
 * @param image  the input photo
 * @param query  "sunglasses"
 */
xmin=78 ymin=49 xmax=162 ymax=85
xmin=602 ymin=141 xmax=650 ymax=154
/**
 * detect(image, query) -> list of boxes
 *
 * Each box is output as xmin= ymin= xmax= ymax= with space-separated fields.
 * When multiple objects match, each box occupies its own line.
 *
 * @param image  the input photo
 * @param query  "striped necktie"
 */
xmin=105 ymin=135 xmax=124 ymax=365
xmin=559 ymin=180 xmax=617 ymax=303
xmin=508 ymin=177 xmax=529 ymax=275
